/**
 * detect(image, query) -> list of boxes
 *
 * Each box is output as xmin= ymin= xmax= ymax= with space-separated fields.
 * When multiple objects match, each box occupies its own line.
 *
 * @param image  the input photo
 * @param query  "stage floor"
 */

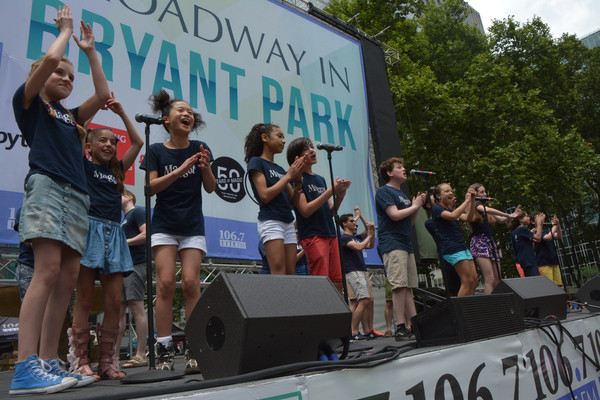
xmin=3 ymin=310 xmax=600 ymax=399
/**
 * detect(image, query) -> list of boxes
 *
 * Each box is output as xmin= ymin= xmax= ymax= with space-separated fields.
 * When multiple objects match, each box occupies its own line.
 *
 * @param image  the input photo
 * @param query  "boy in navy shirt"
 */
xmin=340 ymin=211 xmax=377 ymax=341
xmin=375 ymin=158 xmax=425 ymax=341
xmin=509 ymin=211 xmax=545 ymax=277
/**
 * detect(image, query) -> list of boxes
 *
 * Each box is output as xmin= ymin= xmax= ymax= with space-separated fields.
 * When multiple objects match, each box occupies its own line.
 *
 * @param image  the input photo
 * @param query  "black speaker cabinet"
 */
xmin=493 ymin=276 xmax=568 ymax=320
xmin=576 ymin=275 xmax=600 ymax=312
xmin=411 ymin=294 xmax=524 ymax=347
xmin=185 ymin=273 xmax=352 ymax=380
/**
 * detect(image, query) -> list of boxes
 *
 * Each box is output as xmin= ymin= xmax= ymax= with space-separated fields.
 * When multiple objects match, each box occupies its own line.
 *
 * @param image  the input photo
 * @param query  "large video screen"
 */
xmin=0 ymin=0 xmax=379 ymax=263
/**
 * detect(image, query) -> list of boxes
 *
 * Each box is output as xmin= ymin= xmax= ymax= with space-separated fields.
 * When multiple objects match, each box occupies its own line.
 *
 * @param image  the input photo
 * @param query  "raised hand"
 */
xmin=73 ymin=19 xmax=96 ymax=54
xmin=354 ymin=206 xmax=361 ymax=219
xmin=288 ymin=154 xmax=306 ymax=180
xmin=551 ymin=215 xmax=560 ymax=225
xmin=103 ymin=92 xmax=125 ymax=115
xmin=54 ymin=6 xmax=74 ymax=34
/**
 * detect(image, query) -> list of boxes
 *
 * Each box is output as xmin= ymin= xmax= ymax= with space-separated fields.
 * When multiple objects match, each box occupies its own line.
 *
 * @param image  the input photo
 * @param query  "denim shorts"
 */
xmin=443 ymin=249 xmax=473 ymax=266
xmin=19 ymin=174 xmax=90 ymax=256
xmin=81 ymin=216 xmax=133 ymax=275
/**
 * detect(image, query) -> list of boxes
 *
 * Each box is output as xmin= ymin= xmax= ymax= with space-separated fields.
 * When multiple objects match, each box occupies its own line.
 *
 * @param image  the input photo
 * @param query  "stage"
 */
xmin=3 ymin=310 xmax=600 ymax=399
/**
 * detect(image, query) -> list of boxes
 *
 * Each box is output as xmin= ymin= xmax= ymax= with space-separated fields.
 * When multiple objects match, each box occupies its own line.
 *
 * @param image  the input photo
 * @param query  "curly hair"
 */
xmin=379 ymin=157 xmax=403 ymax=183
xmin=286 ymin=137 xmax=312 ymax=166
xmin=508 ymin=210 xmax=527 ymax=232
xmin=149 ymin=89 xmax=205 ymax=133
xmin=86 ymin=128 xmax=125 ymax=194
xmin=244 ymin=123 xmax=278 ymax=164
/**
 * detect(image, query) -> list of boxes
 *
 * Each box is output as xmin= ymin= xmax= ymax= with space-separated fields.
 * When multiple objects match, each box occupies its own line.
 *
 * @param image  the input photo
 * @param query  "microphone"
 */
xmin=135 ymin=113 xmax=164 ymax=125
xmin=475 ymin=197 xmax=495 ymax=202
xmin=543 ymin=223 xmax=555 ymax=227
xmin=410 ymin=170 xmax=436 ymax=177
xmin=316 ymin=142 xmax=343 ymax=152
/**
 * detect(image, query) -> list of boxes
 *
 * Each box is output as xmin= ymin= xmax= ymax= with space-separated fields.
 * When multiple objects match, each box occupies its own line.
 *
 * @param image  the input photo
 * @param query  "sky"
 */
xmin=466 ymin=0 xmax=600 ymax=38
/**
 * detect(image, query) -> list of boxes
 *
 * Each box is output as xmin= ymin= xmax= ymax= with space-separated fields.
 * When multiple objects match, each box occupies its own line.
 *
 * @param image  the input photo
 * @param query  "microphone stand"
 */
xmin=122 ymin=123 xmax=182 ymax=384
xmin=478 ymin=199 xmax=502 ymax=283
xmin=320 ymin=147 xmax=350 ymax=361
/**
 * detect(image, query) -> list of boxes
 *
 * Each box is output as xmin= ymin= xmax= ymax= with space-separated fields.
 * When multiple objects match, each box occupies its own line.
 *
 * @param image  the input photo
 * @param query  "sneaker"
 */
xmin=156 ymin=341 xmax=175 ymax=371
xmin=366 ymin=330 xmax=384 ymax=340
xmin=395 ymin=326 xmax=415 ymax=342
xmin=183 ymin=342 xmax=201 ymax=375
xmin=383 ymin=330 xmax=393 ymax=338
xmin=351 ymin=332 xmax=369 ymax=341
xmin=46 ymin=357 xmax=95 ymax=388
xmin=372 ymin=329 xmax=386 ymax=336
xmin=9 ymin=354 xmax=78 ymax=395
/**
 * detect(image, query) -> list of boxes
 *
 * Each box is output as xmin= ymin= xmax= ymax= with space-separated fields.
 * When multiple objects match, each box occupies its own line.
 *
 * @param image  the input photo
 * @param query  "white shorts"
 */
xmin=257 ymin=220 xmax=296 ymax=245
xmin=151 ymin=233 xmax=207 ymax=255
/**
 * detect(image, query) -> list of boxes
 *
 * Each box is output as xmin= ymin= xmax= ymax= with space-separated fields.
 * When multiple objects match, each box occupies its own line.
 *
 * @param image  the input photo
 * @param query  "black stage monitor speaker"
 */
xmin=185 ymin=273 xmax=352 ymax=380
xmin=411 ymin=294 xmax=525 ymax=347
xmin=493 ymin=276 xmax=568 ymax=320
xmin=576 ymin=275 xmax=600 ymax=312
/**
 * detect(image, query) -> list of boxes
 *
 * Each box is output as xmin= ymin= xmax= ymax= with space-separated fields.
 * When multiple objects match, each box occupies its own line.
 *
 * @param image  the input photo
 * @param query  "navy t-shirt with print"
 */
xmin=84 ymin=159 xmax=123 ymax=222
xmin=534 ymin=229 xmax=559 ymax=266
xmin=141 ymin=140 xmax=213 ymax=236
xmin=121 ymin=207 xmax=146 ymax=265
xmin=376 ymin=185 xmax=413 ymax=255
xmin=432 ymin=204 xmax=468 ymax=256
xmin=14 ymin=208 xmax=34 ymax=268
xmin=341 ymin=233 xmax=367 ymax=273
xmin=247 ymin=157 xmax=293 ymax=223
xmin=512 ymin=226 xmax=537 ymax=268
xmin=294 ymin=172 xmax=336 ymax=240
xmin=13 ymin=83 xmax=87 ymax=194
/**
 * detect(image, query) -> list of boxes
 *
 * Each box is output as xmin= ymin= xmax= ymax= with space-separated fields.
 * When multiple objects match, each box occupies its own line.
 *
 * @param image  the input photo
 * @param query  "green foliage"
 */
xmin=326 ymin=0 xmax=600 ymax=277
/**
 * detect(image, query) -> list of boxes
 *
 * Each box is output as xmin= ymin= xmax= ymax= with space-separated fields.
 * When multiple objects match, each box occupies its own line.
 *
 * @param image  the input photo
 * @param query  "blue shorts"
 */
xmin=81 ymin=216 xmax=133 ymax=275
xmin=19 ymin=174 xmax=90 ymax=256
xmin=443 ymin=249 xmax=473 ymax=266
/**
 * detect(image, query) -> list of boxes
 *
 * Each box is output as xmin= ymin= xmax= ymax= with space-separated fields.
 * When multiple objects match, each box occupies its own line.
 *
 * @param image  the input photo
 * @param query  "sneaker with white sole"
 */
xmin=156 ymin=341 xmax=175 ymax=371
xmin=9 ymin=354 xmax=78 ymax=395
xmin=46 ymin=356 xmax=95 ymax=387
xmin=183 ymin=342 xmax=201 ymax=375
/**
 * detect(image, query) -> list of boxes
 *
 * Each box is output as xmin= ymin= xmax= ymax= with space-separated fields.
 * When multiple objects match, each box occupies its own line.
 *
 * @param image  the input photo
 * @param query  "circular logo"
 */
xmin=211 ymin=157 xmax=246 ymax=203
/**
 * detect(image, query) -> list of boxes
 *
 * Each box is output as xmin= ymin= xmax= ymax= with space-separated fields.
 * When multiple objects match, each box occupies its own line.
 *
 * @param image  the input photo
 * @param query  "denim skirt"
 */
xmin=19 ymin=174 xmax=90 ymax=256
xmin=80 ymin=216 xmax=133 ymax=275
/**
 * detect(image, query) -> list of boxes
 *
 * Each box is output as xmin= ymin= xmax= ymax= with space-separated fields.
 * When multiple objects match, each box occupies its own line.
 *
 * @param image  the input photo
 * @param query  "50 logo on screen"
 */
xmin=211 ymin=157 xmax=246 ymax=203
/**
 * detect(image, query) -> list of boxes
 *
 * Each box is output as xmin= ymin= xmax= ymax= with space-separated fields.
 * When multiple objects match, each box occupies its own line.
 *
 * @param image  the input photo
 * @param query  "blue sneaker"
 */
xmin=46 ymin=356 xmax=95 ymax=388
xmin=9 ymin=354 xmax=78 ymax=395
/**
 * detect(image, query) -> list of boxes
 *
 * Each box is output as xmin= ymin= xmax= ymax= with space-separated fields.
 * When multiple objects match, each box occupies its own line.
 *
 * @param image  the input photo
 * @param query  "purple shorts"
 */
xmin=470 ymin=235 xmax=498 ymax=260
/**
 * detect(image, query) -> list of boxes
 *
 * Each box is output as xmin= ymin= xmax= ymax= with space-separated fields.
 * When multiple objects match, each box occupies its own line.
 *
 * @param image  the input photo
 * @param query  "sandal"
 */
xmin=97 ymin=323 xmax=127 ymax=380
xmin=122 ymin=355 xmax=148 ymax=368
xmin=67 ymin=323 xmax=100 ymax=382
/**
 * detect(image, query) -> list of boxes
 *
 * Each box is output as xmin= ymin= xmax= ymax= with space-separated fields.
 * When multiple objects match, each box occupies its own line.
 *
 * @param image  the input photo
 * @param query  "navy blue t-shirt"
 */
xmin=247 ymin=157 xmax=293 ymax=223
xmin=375 ymin=185 xmax=413 ymax=255
xmin=84 ymin=159 xmax=123 ymax=222
xmin=13 ymin=83 xmax=87 ymax=194
xmin=121 ymin=207 xmax=146 ymax=265
xmin=512 ymin=226 xmax=537 ymax=268
xmin=341 ymin=233 xmax=367 ymax=273
xmin=470 ymin=203 xmax=492 ymax=237
xmin=14 ymin=208 xmax=34 ymax=268
xmin=432 ymin=204 xmax=468 ymax=256
xmin=535 ymin=230 xmax=559 ymax=266
xmin=294 ymin=172 xmax=335 ymax=240
xmin=141 ymin=140 xmax=213 ymax=236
